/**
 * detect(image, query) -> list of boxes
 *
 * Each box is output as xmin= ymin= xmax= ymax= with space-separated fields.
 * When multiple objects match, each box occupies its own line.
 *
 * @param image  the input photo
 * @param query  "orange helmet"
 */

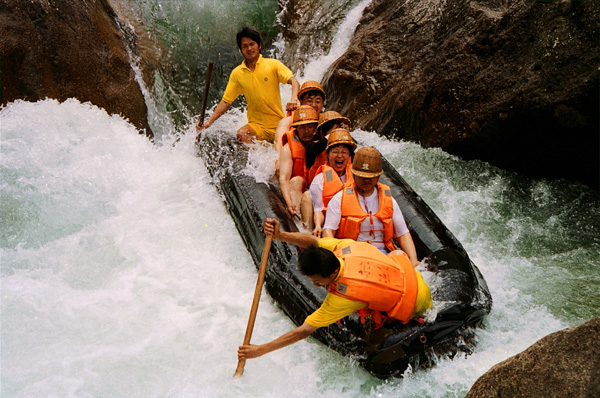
xmin=291 ymin=105 xmax=319 ymax=127
xmin=317 ymin=111 xmax=351 ymax=135
xmin=298 ymin=80 xmax=326 ymax=101
xmin=351 ymin=147 xmax=383 ymax=178
xmin=326 ymin=128 xmax=357 ymax=152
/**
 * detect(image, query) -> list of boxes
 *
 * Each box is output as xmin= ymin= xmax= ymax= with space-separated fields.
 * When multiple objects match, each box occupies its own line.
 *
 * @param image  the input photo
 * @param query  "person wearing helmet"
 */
xmin=279 ymin=105 xmax=320 ymax=220
xmin=196 ymin=26 xmax=299 ymax=144
xmin=308 ymin=128 xmax=357 ymax=237
xmin=274 ymin=80 xmax=326 ymax=168
xmin=305 ymin=111 xmax=352 ymax=186
xmin=322 ymin=147 xmax=419 ymax=266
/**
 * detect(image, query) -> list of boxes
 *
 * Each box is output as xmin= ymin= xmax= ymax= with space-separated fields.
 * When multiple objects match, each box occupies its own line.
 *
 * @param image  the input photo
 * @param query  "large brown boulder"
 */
xmin=0 ymin=0 xmax=152 ymax=137
xmin=319 ymin=0 xmax=598 ymax=187
xmin=465 ymin=317 xmax=600 ymax=398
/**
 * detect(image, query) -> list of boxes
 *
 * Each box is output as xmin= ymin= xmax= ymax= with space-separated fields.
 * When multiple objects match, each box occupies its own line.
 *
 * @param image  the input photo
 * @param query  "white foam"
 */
xmin=2 ymin=99 xmax=365 ymax=397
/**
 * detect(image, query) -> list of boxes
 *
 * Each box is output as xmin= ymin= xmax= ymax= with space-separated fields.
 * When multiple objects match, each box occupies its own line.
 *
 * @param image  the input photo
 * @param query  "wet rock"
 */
xmin=0 ymin=0 xmax=153 ymax=137
xmin=465 ymin=317 xmax=600 ymax=398
xmin=317 ymin=0 xmax=598 ymax=188
xmin=278 ymin=0 xmax=361 ymax=72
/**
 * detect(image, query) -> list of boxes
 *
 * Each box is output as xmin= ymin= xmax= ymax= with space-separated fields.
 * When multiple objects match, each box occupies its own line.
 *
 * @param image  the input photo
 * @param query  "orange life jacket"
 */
xmin=336 ymin=183 xmax=396 ymax=252
xmin=306 ymin=151 xmax=328 ymax=186
xmin=315 ymin=163 xmax=354 ymax=211
xmin=281 ymin=129 xmax=307 ymax=180
xmin=329 ymin=241 xmax=419 ymax=324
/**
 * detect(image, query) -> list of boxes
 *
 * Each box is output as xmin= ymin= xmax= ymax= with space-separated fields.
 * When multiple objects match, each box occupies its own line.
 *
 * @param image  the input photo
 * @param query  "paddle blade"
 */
xmin=234 ymin=359 xmax=246 ymax=377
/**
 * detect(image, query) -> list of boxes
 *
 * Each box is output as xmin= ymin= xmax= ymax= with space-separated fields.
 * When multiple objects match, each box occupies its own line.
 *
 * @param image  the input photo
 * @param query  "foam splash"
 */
xmin=1 ymin=99 xmax=370 ymax=397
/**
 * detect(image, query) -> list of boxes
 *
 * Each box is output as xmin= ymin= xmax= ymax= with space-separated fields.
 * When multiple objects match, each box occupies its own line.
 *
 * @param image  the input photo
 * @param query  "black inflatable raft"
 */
xmin=197 ymin=131 xmax=492 ymax=378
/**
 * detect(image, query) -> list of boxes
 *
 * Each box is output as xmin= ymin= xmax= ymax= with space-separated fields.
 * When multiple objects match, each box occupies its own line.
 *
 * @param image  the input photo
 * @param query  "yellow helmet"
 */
xmin=351 ymin=147 xmax=383 ymax=178
xmin=326 ymin=128 xmax=357 ymax=152
xmin=298 ymin=80 xmax=326 ymax=101
xmin=291 ymin=105 xmax=319 ymax=126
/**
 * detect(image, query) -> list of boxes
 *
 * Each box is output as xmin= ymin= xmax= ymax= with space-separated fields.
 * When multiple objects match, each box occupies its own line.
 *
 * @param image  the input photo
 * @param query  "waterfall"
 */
xmin=1 ymin=1 xmax=598 ymax=397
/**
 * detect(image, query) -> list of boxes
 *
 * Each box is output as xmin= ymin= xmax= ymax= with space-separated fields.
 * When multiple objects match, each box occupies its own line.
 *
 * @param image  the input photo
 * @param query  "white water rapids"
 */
xmin=1 ymin=1 xmax=599 ymax=397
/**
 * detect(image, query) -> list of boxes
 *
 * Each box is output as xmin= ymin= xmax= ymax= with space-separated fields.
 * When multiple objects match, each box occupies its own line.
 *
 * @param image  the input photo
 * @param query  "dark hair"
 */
xmin=298 ymin=245 xmax=339 ymax=277
xmin=236 ymin=27 xmax=262 ymax=50
xmin=299 ymin=89 xmax=325 ymax=102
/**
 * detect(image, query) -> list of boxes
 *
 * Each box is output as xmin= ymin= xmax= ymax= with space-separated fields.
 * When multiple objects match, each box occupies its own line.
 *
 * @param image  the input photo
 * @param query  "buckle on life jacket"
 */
xmin=357 ymin=309 xmax=390 ymax=329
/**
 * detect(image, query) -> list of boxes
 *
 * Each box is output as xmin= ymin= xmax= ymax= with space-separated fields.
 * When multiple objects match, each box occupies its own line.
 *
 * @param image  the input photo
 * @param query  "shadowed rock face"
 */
xmin=465 ymin=317 xmax=600 ymax=398
xmin=314 ymin=0 xmax=598 ymax=188
xmin=278 ymin=0 xmax=362 ymax=71
xmin=0 ymin=0 xmax=152 ymax=137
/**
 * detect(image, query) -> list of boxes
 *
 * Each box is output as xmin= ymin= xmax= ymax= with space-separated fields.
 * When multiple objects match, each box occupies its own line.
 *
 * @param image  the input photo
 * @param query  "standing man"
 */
xmin=196 ymin=27 xmax=300 ymax=143
xmin=322 ymin=147 xmax=420 ymax=266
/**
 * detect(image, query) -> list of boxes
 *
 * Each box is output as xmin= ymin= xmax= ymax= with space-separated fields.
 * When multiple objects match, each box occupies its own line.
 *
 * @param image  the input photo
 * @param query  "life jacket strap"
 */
xmin=357 ymin=309 xmax=390 ymax=329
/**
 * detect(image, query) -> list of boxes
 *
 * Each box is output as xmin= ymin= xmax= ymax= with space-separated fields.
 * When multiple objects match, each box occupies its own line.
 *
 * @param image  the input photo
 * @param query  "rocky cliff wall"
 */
xmin=0 ymin=0 xmax=152 ymax=137
xmin=295 ymin=0 xmax=598 ymax=188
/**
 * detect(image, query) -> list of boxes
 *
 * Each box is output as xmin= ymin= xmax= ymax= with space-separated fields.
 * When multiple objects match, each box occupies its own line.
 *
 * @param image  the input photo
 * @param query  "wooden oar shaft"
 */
xmin=234 ymin=234 xmax=273 ymax=377
xmin=195 ymin=62 xmax=214 ymax=144
xmin=199 ymin=62 xmax=214 ymax=126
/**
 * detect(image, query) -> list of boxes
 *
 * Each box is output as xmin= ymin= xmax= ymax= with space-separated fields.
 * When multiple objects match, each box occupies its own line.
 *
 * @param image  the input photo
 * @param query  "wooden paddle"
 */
xmin=234 ymin=233 xmax=273 ymax=377
xmin=196 ymin=62 xmax=214 ymax=142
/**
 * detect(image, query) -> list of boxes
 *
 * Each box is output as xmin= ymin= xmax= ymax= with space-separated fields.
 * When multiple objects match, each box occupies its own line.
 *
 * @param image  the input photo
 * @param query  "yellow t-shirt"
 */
xmin=222 ymin=54 xmax=293 ymax=135
xmin=304 ymin=238 xmax=432 ymax=328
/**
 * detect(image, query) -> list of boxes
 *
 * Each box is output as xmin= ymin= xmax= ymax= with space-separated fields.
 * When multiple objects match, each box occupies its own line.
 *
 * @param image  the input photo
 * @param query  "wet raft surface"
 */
xmin=198 ymin=131 xmax=492 ymax=378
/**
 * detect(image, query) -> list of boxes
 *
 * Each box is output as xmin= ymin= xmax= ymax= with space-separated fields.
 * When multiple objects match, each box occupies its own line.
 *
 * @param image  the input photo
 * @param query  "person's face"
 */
xmin=307 ymin=272 xmax=337 ymax=287
xmin=301 ymin=94 xmax=325 ymax=114
xmin=353 ymin=174 xmax=379 ymax=196
xmin=240 ymin=37 xmax=260 ymax=63
xmin=327 ymin=145 xmax=351 ymax=175
xmin=297 ymin=123 xmax=317 ymax=143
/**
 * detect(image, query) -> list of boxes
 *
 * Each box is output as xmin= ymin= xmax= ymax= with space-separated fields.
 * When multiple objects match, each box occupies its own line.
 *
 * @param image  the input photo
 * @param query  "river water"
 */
xmin=1 ymin=1 xmax=599 ymax=397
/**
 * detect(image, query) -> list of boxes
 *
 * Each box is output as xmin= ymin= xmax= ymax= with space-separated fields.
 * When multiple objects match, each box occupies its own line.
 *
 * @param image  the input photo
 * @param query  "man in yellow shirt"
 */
xmin=237 ymin=218 xmax=432 ymax=362
xmin=196 ymin=27 xmax=299 ymax=143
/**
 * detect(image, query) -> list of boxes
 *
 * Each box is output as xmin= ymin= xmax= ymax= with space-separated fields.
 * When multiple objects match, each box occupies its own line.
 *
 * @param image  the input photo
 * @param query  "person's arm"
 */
xmin=278 ymin=144 xmax=296 ymax=216
xmin=237 ymin=322 xmax=317 ymax=360
xmin=398 ymin=232 xmax=419 ymax=267
xmin=273 ymin=116 xmax=292 ymax=155
xmin=195 ymin=100 xmax=230 ymax=131
xmin=321 ymin=192 xmax=342 ymax=238
xmin=312 ymin=211 xmax=324 ymax=237
xmin=285 ymin=76 xmax=300 ymax=113
xmin=309 ymin=176 xmax=325 ymax=237
xmin=321 ymin=228 xmax=336 ymax=238
xmin=391 ymin=198 xmax=419 ymax=266
xmin=264 ymin=218 xmax=319 ymax=248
